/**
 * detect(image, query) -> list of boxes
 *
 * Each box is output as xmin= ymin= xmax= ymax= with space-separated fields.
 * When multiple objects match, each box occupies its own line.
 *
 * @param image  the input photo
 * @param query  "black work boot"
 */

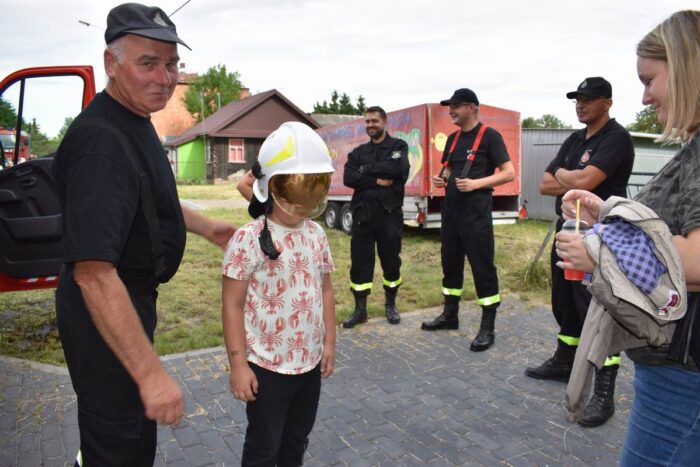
xmin=343 ymin=294 xmax=368 ymax=329
xmin=384 ymin=288 xmax=400 ymax=325
xmin=421 ymin=299 xmax=459 ymax=330
xmin=524 ymin=340 xmax=577 ymax=382
xmin=579 ymin=365 xmax=618 ymax=427
xmin=469 ymin=306 xmax=497 ymax=352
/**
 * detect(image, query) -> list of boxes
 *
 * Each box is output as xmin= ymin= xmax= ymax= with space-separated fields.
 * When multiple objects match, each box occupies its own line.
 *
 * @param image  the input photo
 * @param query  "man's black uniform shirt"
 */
xmin=441 ymin=123 xmax=510 ymax=198
xmin=54 ymin=91 xmax=186 ymax=285
xmin=343 ymin=133 xmax=410 ymax=211
xmin=545 ymin=118 xmax=635 ymax=216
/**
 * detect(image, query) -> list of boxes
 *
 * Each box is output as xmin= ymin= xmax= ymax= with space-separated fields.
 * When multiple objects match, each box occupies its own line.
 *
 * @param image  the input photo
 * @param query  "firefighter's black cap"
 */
xmin=440 ymin=88 xmax=479 ymax=107
xmin=105 ymin=3 xmax=190 ymax=50
xmin=566 ymin=77 xmax=612 ymax=99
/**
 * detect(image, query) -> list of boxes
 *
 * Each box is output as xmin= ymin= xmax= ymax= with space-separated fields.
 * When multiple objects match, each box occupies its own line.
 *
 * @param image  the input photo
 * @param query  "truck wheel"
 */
xmin=324 ymin=202 xmax=340 ymax=229
xmin=340 ymin=203 xmax=353 ymax=235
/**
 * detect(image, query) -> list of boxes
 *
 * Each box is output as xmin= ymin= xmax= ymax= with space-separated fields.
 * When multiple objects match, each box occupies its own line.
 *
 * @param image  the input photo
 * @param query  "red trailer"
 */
xmin=317 ymin=103 xmax=521 ymax=233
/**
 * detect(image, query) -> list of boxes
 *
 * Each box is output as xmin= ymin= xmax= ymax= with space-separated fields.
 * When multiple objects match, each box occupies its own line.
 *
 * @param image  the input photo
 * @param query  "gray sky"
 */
xmin=1 ymin=0 xmax=695 ymax=136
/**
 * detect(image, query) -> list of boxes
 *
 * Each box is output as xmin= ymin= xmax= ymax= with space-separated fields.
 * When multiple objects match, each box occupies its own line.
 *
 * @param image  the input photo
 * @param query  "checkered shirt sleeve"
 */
xmin=594 ymin=219 xmax=667 ymax=294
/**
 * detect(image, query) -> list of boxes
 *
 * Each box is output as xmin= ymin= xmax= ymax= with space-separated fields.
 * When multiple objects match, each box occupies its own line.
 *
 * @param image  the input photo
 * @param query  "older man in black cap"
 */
xmin=421 ymin=88 xmax=515 ymax=353
xmin=525 ymin=77 xmax=634 ymax=428
xmin=53 ymin=4 xmax=236 ymax=465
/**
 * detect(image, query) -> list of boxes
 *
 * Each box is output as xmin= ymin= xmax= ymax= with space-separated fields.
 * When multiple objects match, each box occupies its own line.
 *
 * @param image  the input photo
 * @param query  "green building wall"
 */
xmin=177 ymin=138 xmax=206 ymax=182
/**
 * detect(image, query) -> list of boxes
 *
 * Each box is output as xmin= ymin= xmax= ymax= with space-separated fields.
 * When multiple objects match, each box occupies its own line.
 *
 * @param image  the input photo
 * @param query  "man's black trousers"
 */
xmin=550 ymin=217 xmax=592 ymax=340
xmin=57 ymin=268 xmax=158 ymax=466
xmin=440 ymin=191 xmax=499 ymax=303
xmin=349 ymin=202 xmax=403 ymax=292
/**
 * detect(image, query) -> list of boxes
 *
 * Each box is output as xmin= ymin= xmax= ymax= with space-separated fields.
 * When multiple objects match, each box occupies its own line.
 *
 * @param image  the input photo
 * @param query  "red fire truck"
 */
xmin=0 ymin=128 xmax=30 ymax=167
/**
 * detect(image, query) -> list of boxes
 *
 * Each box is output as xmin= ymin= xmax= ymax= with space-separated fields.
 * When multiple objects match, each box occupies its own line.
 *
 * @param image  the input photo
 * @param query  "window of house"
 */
xmin=228 ymin=138 xmax=245 ymax=163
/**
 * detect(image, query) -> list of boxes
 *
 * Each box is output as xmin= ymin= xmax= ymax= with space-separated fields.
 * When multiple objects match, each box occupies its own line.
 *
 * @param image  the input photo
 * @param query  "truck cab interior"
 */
xmin=0 ymin=67 xmax=95 ymax=292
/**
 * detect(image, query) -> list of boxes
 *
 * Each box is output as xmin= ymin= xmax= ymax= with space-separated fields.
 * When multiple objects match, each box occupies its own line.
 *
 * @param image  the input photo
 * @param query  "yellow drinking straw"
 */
xmin=575 ymin=199 xmax=581 ymax=233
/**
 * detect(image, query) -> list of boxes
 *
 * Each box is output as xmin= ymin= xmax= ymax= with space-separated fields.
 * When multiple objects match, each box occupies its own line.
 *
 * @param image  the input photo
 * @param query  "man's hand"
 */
xmin=376 ymin=178 xmax=393 ymax=187
xmin=181 ymin=204 xmax=236 ymax=249
xmin=455 ymin=177 xmax=481 ymax=192
xmin=432 ymin=175 xmax=446 ymax=188
xmin=74 ymin=261 xmax=184 ymax=427
xmin=139 ymin=367 xmax=184 ymax=426
xmin=206 ymin=221 xmax=237 ymax=249
xmin=230 ymin=362 xmax=258 ymax=402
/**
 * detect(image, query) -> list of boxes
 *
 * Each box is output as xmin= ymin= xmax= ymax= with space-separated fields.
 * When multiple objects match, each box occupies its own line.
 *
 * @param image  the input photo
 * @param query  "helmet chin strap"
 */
xmin=259 ymin=196 xmax=307 ymax=260
xmin=259 ymin=216 xmax=281 ymax=259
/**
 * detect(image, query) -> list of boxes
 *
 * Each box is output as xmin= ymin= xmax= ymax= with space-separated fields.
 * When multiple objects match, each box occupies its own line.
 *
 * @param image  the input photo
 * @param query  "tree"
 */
xmin=183 ymin=64 xmax=244 ymax=122
xmin=356 ymin=95 xmax=367 ymax=115
xmin=626 ymin=105 xmax=664 ymax=134
xmin=313 ymin=90 xmax=340 ymax=114
xmin=27 ymin=118 xmax=55 ymax=156
xmin=51 ymin=116 xmax=74 ymax=148
xmin=521 ymin=117 xmax=539 ymax=128
xmin=313 ymin=90 xmax=367 ymax=115
xmin=338 ymin=93 xmax=354 ymax=114
xmin=522 ymin=114 xmax=572 ymax=129
xmin=0 ymin=97 xmax=18 ymax=128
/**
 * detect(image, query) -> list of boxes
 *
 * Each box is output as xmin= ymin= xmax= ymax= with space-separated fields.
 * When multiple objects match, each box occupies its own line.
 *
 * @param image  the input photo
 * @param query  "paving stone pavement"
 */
xmin=0 ymin=298 xmax=634 ymax=466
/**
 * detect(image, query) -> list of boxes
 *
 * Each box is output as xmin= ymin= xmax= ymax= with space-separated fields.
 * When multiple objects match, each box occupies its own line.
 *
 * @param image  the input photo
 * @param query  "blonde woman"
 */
xmin=556 ymin=10 xmax=700 ymax=465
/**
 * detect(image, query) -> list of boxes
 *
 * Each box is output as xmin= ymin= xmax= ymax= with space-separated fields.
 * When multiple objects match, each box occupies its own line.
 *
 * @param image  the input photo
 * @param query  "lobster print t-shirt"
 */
xmin=222 ymin=216 xmax=334 ymax=374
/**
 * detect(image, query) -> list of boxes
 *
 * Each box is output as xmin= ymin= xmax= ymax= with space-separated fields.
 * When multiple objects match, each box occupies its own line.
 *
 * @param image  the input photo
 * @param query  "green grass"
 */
xmin=176 ymin=181 xmax=242 ymax=200
xmin=0 ymin=199 xmax=553 ymax=365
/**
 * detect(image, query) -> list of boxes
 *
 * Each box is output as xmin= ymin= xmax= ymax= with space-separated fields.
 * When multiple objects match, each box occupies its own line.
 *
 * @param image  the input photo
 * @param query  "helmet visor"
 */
xmin=269 ymin=173 xmax=331 ymax=219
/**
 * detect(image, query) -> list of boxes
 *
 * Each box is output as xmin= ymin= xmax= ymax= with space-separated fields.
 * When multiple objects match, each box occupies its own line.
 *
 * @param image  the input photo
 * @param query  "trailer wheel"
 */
xmin=340 ymin=203 xmax=353 ymax=235
xmin=324 ymin=202 xmax=340 ymax=229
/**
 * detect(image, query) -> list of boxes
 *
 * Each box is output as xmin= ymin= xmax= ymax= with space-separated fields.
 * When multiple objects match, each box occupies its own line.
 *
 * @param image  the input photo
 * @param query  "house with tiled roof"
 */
xmin=169 ymin=89 xmax=319 ymax=182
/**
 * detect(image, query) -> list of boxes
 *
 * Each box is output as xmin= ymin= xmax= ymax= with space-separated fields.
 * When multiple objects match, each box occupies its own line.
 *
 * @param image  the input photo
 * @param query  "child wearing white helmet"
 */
xmin=221 ymin=122 xmax=336 ymax=465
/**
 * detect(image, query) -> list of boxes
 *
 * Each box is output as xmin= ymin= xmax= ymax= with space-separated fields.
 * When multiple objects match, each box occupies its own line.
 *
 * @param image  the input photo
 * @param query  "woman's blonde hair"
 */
xmin=637 ymin=10 xmax=700 ymax=141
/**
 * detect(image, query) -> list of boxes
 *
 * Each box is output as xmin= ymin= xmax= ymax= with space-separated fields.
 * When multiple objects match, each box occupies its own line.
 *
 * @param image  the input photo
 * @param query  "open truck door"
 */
xmin=0 ymin=66 xmax=96 ymax=292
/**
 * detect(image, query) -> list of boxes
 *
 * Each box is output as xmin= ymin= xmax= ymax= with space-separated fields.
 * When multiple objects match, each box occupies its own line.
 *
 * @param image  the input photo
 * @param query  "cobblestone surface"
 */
xmin=1 ymin=299 xmax=633 ymax=466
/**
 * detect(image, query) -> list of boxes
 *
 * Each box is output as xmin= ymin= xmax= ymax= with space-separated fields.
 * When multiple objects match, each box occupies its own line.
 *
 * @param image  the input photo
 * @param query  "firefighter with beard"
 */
xmin=342 ymin=106 xmax=410 ymax=328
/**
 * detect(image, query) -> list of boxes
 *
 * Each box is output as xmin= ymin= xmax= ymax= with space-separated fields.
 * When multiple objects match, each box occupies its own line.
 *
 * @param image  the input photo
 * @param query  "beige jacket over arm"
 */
xmin=566 ymin=196 xmax=687 ymax=422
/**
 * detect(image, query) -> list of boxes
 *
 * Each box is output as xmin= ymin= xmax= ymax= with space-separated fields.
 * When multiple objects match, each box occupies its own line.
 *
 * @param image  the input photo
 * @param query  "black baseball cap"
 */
xmin=566 ymin=77 xmax=612 ymax=99
xmin=440 ymin=88 xmax=479 ymax=107
xmin=105 ymin=3 xmax=191 ymax=50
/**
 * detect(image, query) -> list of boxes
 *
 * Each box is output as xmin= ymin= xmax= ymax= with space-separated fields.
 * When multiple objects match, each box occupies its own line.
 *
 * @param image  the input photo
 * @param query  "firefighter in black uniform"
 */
xmin=421 ymin=88 xmax=515 ymax=352
xmin=525 ymin=77 xmax=635 ymax=427
xmin=52 ymin=4 xmax=237 ymax=464
xmin=342 ymin=106 xmax=410 ymax=328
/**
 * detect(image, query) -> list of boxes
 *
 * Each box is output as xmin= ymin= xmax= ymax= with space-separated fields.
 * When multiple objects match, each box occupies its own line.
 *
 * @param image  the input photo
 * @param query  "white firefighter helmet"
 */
xmin=253 ymin=122 xmax=334 ymax=203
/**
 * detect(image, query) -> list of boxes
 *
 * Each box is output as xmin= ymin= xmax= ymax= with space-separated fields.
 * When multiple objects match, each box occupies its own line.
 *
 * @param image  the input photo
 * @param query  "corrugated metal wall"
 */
xmin=521 ymin=129 xmax=679 ymax=221
xmin=521 ymin=129 xmax=573 ymax=221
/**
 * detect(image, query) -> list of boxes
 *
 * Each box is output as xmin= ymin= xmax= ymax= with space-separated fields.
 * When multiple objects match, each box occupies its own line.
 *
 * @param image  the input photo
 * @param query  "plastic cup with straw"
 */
xmin=562 ymin=198 xmax=589 ymax=281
